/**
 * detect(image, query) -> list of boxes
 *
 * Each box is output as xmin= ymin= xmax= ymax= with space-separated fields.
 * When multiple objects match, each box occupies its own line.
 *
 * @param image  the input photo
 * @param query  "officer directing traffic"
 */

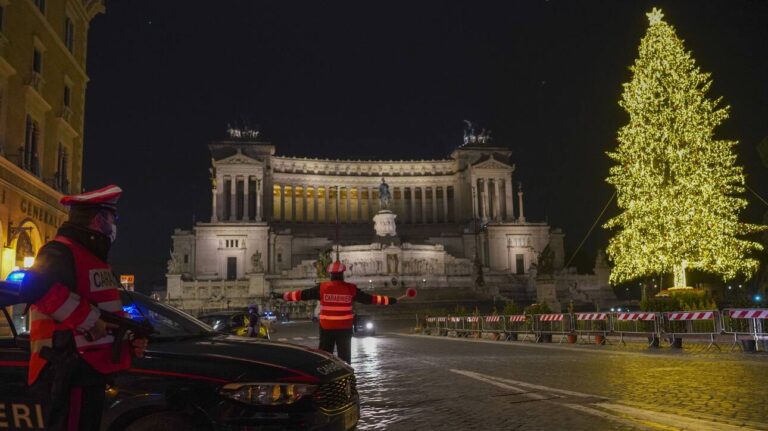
xmin=20 ymin=185 xmax=148 ymax=431
xmin=275 ymin=261 xmax=403 ymax=363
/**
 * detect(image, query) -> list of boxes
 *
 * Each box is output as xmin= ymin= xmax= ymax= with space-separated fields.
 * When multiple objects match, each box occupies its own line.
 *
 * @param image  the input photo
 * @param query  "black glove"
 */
xmin=270 ymin=292 xmax=283 ymax=300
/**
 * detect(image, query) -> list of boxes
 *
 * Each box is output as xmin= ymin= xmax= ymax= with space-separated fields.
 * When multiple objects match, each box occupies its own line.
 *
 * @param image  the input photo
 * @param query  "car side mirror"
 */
xmin=16 ymin=332 xmax=30 ymax=352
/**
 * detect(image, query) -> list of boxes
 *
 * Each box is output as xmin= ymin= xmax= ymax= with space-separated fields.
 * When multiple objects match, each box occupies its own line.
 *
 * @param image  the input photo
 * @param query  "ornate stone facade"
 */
xmin=166 ymin=128 xmax=613 ymax=314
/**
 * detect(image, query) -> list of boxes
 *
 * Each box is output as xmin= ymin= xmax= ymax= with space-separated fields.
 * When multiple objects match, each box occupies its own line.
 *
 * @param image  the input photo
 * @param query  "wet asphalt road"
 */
xmin=271 ymin=319 xmax=768 ymax=431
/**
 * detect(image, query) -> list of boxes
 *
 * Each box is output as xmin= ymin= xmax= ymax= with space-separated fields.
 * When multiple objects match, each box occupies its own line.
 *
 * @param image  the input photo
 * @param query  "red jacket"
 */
xmin=26 ymin=228 xmax=130 ymax=384
xmin=283 ymin=280 xmax=396 ymax=330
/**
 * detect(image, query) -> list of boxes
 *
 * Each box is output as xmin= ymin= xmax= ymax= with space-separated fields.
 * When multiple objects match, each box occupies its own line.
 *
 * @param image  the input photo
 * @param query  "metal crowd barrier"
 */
xmin=423 ymin=309 xmax=768 ymax=353
xmin=506 ymin=314 xmax=533 ymax=342
xmin=424 ymin=317 xmax=438 ymax=335
xmin=661 ymin=311 xmax=721 ymax=351
xmin=534 ymin=313 xmax=572 ymax=343
xmin=612 ymin=312 xmax=658 ymax=347
xmin=722 ymin=308 xmax=768 ymax=352
xmin=465 ymin=316 xmax=482 ymax=337
xmin=447 ymin=316 xmax=464 ymax=337
xmin=483 ymin=315 xmax=505 ymax=340
xmin=574 ymin=313 xmax=610 ymax=344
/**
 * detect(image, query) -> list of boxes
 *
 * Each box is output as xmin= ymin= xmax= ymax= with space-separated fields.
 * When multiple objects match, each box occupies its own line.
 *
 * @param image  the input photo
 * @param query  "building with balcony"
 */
xmin=0 ymin=0 xmax=104 ymax=278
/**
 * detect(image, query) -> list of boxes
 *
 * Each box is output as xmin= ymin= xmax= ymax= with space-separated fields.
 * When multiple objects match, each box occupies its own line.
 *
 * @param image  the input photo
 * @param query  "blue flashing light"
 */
xmin=755 ymin=295 xmax=763 ymax=302
xmin=122 ymin=304 xmax=143 ymax=320
xmin=6 ymin=270 xmax=26 ymax=284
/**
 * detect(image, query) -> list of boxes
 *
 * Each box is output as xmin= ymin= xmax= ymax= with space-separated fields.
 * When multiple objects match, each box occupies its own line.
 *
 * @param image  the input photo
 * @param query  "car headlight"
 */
xmin=220 ymin=383 xmax=317 ymax=406
xmin=365 ymin=322 xmax=373 ymax=330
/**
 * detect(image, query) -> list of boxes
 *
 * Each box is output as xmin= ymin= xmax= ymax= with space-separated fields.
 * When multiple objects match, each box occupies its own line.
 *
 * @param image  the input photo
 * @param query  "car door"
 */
xmin=0 ymin=308 xmax=47 ymax=430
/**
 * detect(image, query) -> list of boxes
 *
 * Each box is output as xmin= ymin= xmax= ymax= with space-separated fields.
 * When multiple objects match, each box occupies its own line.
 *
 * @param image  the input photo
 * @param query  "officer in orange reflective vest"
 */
xmin=20 ymin=185 xmax=148 ymax=431
xmin=275 ymin=261 xmax=398 ymax=363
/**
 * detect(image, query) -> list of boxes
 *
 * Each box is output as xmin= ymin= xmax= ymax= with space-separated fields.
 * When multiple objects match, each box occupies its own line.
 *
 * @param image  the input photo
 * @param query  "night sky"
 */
xmin=82 ymin=1 xmax=768 ymax=291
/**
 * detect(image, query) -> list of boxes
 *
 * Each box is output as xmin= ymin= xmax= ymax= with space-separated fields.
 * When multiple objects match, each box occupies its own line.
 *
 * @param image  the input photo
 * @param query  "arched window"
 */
xmin=15 ymin=231 xmax=34 ymax=268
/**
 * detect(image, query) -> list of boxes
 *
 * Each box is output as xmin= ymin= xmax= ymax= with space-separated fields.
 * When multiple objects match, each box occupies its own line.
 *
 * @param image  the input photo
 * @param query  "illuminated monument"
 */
xmin=166 ymin=122 xmax=614 ymax=315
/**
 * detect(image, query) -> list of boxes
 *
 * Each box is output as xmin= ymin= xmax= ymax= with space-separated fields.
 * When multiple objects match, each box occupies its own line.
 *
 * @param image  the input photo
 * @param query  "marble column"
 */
xmin=482 ymin=178 xmax=490 ymax=221
xmin=505 ymin=173 xmax=514 ymax=221
xmin=493 ymin=178 xmax=501 ymax=221
xmin=517 ymin=182 xmax=526 ymax=223
xmin=356 ymin=187 xmax=362 ymax=222
xmin=324 ymin=186 xmax=330 ymax=223
xmin=431 ymin=186 xmax=438 ymax=223
xmin=471 ymin=178 xmax=479 ymax=219
xmin=279 ymin=184 xmax=285 ymax=222
xmin=291 ymin=184 xmax=297 ymax=222
xmin=420 ymin=187 xmax=427 ymax=224
xmin=410 ymin=187 xmax=416 ymax=224
xmin=313 ymin=186 xmax=319 ymax=223
xmin=256 ymin=179 xmax=263 ymax=221
xmin=211 ymin=176 xmax=219 ymax=223
xmin=345 ymin=186 xmax=351 ymax=222
xmin=442 ymin=185 xmax=449 ymax=223
xmin=229 ymin=177 xmax=236 ymax=221
xmin=368 ymin=186 xmax=374 ymax=218
xmin=243 ymin=176 xmax=250 ymax=221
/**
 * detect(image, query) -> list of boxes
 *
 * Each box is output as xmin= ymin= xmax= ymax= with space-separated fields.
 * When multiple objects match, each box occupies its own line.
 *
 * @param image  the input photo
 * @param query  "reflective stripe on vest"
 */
xmin=28 ymin=236 xmax=131 ymax=384
xmin=318 ymin=281 xmax=356 ymax=330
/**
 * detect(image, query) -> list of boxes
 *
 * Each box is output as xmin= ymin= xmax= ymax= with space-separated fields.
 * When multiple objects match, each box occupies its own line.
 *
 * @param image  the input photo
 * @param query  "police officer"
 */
xmin=20 ymin=185 xmax=147 ymax=431
xmin=246 ymin=304 xmax=261 ymax=338
xmin=274 ymin=261 xmax=399 ymax=363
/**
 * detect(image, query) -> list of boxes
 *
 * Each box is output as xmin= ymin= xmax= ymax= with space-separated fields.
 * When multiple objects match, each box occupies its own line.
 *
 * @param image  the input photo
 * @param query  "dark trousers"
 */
xmin=33 ymin=360 xmax=107 ymax=431
xmin=319 ymin=327 xmax=353 ymax=363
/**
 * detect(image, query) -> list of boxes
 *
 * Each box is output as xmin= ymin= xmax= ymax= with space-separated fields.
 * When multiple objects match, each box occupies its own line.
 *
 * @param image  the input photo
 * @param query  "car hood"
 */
xmin=133 ymin=335 xmax=353 ymax=384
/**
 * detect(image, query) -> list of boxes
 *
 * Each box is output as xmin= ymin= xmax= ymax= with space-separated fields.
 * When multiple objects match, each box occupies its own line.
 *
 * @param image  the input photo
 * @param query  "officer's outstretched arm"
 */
xmin=355 ymin=289 xmax=398 ymax=305
xmin=281 ymin=285 xmax=320 ymax=302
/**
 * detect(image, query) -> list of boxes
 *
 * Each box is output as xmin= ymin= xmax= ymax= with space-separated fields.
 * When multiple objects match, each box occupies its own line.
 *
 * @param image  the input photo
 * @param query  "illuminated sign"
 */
xmin=120 ymin=274 xmax=135 ymax=291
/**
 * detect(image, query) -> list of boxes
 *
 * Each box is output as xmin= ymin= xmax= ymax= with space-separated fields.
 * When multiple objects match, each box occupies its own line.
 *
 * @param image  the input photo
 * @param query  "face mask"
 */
xmin=109 ymin=223 xmax=117 ymax=243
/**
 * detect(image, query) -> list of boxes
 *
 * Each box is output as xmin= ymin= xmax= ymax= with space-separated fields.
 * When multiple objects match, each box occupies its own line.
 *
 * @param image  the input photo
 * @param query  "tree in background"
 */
xmin=605 ymin=8 xmax=763 ymax=289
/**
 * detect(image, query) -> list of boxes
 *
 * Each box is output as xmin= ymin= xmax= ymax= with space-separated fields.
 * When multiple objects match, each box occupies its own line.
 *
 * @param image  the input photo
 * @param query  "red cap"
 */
xmin=406 ymin=288 xmax=417 ymax=298
xmin=60 ymin=185 xmax=122 ymax=209
xmin=326 ymin=261 xmax=346 ymax=274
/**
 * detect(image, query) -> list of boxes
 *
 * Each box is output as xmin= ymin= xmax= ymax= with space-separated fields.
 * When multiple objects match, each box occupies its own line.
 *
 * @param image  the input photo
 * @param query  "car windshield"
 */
xmin=121 ymin=292 xmax=216 ymax=341
xmin=198 ymin=316 xmax=229 ymax=331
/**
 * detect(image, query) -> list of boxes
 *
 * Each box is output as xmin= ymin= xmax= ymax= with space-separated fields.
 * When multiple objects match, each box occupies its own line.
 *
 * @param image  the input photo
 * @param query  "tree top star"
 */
xmin=647 ymin=8 xmax=664 ymax=26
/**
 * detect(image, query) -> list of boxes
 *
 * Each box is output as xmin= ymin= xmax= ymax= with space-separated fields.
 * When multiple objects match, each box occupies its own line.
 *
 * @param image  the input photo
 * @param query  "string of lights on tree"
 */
xmin=604 ymin=8 xmax=764 ymax=289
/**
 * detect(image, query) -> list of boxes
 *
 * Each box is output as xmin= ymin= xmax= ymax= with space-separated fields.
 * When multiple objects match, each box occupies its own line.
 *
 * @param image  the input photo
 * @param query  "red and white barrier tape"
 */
xmin=666 ymin=311 xmax=715 ymax=321
xmin=509 ymin=315 xmax=526 ymax=322
xmin=576 ymin=313 xmax=607 ymax=321
xmin=729 ymin=309 xmax=768 ymax=319
xmin=539 ymin=314 xmax=564 ymax=322
xmin=616 ymin=312 xmax=656 ymax=321
xmin=485 ymin=315 xmax=501 ymax=323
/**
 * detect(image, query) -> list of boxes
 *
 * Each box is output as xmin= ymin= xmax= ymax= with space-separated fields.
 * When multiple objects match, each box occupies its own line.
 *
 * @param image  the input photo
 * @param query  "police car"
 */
xmin=0 ymin=283 xmax=359 ymax=430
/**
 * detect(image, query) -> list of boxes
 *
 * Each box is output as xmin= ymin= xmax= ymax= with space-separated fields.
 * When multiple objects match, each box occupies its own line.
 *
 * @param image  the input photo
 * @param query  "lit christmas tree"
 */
xmin=605 ymin=8 xmax=763 ymax=289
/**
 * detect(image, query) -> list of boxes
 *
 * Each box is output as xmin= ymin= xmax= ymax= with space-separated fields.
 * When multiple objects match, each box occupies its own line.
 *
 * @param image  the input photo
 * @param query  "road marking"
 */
xmin=450 ymin=369 xmax=766 ymax=431
xmin=450 ymin=369 xmax=602 ymax=399
xmin=449 ymin=369 xmax=549 ymax=400
xmin=277 ymin=338 xmax=288 ymax=342
xmin=309 ymin=336 xmax=318 ymax=339
xmin=596 ymin=403 xmax=763 ymax=431
xmin=293 ymin=337 xmax=304 ymax=340
xmin=559 ymin=403 xmax=660 ymax=431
